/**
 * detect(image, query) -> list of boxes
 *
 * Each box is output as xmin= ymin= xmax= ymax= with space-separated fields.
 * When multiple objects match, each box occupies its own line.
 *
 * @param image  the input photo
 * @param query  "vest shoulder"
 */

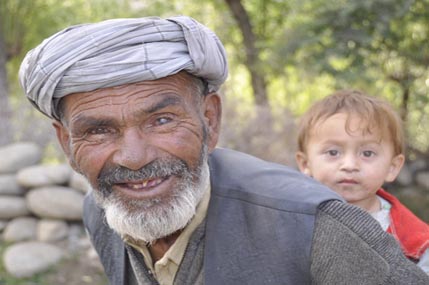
xmin=209 ymin=148 xmax=342 ymax=213
xmin=83 ymin=192 xmax=126 ymax=283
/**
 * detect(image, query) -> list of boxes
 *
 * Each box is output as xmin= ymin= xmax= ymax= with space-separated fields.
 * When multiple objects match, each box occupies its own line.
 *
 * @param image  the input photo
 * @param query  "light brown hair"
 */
xmin=297 ymin=89 xmax=404 ymax=155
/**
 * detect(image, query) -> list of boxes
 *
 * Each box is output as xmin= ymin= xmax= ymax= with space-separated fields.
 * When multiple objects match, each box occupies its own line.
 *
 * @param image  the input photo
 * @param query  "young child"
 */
xmin=295 ymin=89 xmax=429 ymax=274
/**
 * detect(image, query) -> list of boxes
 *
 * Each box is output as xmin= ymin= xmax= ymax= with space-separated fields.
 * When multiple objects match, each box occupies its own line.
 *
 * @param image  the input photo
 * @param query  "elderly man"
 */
xmin=19 ymin=16 xmax=428 ymax=285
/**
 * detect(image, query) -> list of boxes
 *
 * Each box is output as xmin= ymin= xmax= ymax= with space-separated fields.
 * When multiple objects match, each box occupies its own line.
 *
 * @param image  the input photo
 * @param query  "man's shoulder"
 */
xmin=83 ymin=191 xmax=102 ymax=228
xmin=83 ymin=192 xmax=117 ymax=242
xmin=208 ymin=148 xmax=342 ymax=213
xmin=312 ymin=200 xmax=429 ymax=284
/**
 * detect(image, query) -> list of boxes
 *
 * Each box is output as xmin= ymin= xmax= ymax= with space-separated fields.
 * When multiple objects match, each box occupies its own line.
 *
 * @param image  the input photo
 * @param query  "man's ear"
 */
xmin=52 ymin=120 xmax=76 ymax=170
xmin=385 ymin=154 xmax=405 ymax=183
xmin=295 ymin=151 xmax=312 ymax=176
xmin=202 ymin=92 xmax=222 ymax=152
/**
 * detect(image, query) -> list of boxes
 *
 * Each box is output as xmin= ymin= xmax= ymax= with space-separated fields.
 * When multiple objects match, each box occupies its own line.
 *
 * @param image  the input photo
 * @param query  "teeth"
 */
xmin=130 ymin=184 xmax=143 ymax=189
xmin=126 ymin=178 xmax=163 ymax=190
xmin=148 ymin=178 xmax=162 ymax=187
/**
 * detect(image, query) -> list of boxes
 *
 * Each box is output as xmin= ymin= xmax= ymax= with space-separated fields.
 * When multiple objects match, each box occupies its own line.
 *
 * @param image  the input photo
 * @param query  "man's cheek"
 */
xmin=72 ymin=151 xmax=99 ymax=187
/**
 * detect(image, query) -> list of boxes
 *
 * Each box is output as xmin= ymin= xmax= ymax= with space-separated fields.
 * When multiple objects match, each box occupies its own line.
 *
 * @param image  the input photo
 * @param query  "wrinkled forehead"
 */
xmin=58 ymin=72 xmax=200 ymax=123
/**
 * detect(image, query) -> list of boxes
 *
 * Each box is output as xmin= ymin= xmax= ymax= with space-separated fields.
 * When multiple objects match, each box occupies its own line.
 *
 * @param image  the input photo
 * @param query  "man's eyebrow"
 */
xmin=145 ymin=95 xmax=182 ymax=113
xmin=71 ymin=116 xmax=117 ymax=131
xmin=69 ymin=94 xmax=183 ymax=130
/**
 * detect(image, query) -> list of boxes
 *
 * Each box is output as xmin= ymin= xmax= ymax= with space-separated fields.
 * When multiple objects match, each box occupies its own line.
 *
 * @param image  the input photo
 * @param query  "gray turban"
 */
xmin=19 ymin=16 xmax=228 ymax=119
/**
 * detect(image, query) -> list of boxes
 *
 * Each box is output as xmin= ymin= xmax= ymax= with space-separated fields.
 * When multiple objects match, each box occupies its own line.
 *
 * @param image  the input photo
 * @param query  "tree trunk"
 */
xmin=400 ymin=85 xmax=409 ymax=123
xmin=0 ymin=28 xmax=13 ymax=146
xmin=224 ymin=0 xmax=268 ymax=106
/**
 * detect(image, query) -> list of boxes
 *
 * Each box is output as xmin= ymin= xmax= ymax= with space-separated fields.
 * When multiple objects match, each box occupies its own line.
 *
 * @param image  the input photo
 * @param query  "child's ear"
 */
xmin=385 ymin=154 xmax=405 ymax=182
xmin=295 ymin=152 xmax=312 ymax=176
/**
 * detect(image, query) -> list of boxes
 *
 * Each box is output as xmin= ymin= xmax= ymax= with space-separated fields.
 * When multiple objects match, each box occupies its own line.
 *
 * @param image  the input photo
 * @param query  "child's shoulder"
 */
xmin=377 ymin=188 xmax=429 ymax=260
xmin=376 ymin=188 xmax=425 ymax=224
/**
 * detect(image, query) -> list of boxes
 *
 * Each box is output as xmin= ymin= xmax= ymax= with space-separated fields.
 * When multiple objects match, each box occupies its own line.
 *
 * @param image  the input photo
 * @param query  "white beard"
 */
xmin=102 ymin=162 xmax=209 ymax=243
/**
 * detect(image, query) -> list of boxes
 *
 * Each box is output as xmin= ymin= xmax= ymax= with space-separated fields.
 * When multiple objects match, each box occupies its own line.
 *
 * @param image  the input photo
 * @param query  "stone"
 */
xmin=0 ymin=142 xmax=42 ymax=174
xmin=0 ymin=175 xmax=25 ymax=195
xmin=69 ymin=171 xmax=91 ymax=193
xmin=396 ymin=164 xmax=413 ymax=186
xmin=16 ymin=163 xmax=72 ymax=188
xmin=416 ymin=171 xmax=429 ymax=190
xmin=0 ymin=196 xmax=30 ymax=219
xmin=409 ymin=159 xmax=427 ymax=173
xmin=37 ymin=219 xmax=69 ymax=242
xmin=3 ymin=217 xmax=37 ymax=242
xmin=66 ymin=223 xmax=86 ymax=252
xmin=86 ymin=246 xmax=104 ymax=271
xmin=26 ymin=186 xmax=84 ymax=220
xmin=0 ymin=220 xmax=7 ymax=232
xmin=3 ymin=241 xmax=63 ymax=278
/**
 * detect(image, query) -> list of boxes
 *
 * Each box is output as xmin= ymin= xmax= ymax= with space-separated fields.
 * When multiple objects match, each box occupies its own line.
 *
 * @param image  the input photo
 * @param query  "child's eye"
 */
xmin=362 ymin=150 xmax=375 ymax=157
xmin=327 ymin=150 xmax=339 ymax=156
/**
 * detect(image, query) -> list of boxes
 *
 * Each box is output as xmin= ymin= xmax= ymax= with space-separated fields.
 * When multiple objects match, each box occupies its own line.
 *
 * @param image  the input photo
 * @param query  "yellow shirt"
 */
xmin=125 ymin=185 xmax=210 ymax=285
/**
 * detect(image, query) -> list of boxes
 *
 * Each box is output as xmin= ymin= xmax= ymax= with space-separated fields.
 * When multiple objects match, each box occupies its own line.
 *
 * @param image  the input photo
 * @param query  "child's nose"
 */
xmin=340 ymin=154 xmax=359 ymax=172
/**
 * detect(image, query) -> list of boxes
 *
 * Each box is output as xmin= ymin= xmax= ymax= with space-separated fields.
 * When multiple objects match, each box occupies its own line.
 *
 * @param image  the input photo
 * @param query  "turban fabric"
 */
xmin=19 ymin=16 xmax=228 ymax=119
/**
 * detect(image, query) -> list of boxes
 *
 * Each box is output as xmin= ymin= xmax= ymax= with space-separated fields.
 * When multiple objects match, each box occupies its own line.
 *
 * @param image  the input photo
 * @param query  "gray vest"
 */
xmin=83 ymin=148 xmax=341 ymax=284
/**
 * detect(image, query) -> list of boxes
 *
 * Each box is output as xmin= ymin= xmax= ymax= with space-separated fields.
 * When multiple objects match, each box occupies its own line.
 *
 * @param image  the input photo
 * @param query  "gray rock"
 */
xmin=409 ymin=159 xmax=427 ymax=173
xmin=416 ymin=171 xmax=429 ymax=190
xmin=69 ymin=171 xmax=91 ymax=193
xmin=17 ymin=164 xmax=72 ymax=188
xmin=0 ymin=142 xmax=42 ymax=174
xmin=67 ymin=223 xmax=86 ymax=252
xmin=86 ymin=246 xmax=104 ymax=271
xmin=0 ymin=196 xmax=30 ymax=219
xmin=0 ymin=220 xmax=7 ymax=232
xmin=26 ymin=186 xmax=84 ymax=220
xmin=396 ymin=164 xmax=413 ymax=186
xmin=3 ymin=217 xmax=37 ymax=242
xmin=0 ymin=175 xmax=25 ymax=195
xmin=3 ymin=241 xmax=63 ymax=278
xmin=37 ymin=219 xmax=69 ymax=242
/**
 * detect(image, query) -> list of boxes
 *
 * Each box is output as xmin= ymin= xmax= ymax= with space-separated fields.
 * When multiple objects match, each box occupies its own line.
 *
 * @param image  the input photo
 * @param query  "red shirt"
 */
xmin=377 ymin=188 xmax=429 ymax=260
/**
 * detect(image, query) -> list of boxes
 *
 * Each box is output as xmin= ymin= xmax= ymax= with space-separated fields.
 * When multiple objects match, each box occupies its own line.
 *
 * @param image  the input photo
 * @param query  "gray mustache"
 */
xmin=97 ymin=158 xmax=189 ymax=189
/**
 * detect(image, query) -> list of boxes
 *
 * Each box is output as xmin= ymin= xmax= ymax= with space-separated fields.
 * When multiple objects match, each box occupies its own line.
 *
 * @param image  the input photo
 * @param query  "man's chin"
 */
xmin=92 ymin=158 xmax=210 ymax=243
xmin=103 ymin=197 xmax=196 ymax=243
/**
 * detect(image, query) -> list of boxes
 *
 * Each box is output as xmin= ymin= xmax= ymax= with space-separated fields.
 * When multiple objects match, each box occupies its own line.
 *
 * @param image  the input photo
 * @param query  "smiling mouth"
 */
xmin=117 ymin=177 xmax=166 ymax=191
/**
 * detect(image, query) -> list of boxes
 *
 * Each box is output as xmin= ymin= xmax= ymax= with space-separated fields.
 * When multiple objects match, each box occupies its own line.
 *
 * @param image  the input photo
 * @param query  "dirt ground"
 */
xmin=40 ymin=232 xmax=108 ymax=285
xmin=42 ymin=249 xmax=108 ymax=285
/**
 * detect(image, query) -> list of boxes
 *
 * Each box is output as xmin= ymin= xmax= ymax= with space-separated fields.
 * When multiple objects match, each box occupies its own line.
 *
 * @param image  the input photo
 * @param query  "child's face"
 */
xmin=296 ymin=112 xmax=404 ymax=211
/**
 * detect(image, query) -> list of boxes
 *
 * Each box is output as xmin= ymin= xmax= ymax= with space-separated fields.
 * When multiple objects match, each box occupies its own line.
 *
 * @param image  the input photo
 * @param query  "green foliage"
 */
xmin=269 ymin=0 xmax=429 ymax=153
xmin=2 ymin=0 xmax=429 ymax=155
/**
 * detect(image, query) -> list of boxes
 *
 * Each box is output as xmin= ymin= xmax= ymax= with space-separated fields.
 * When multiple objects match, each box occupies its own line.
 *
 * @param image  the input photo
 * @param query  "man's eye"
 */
xmin=88 ymin=127 xmax=111 ymax=135
xmin=155 ymin=117 xmax=172 ymax=125
xmin=327 ymin=150 xmax=339 ymax=156
xmin=83 ymin=126 xmax=117 ymax=142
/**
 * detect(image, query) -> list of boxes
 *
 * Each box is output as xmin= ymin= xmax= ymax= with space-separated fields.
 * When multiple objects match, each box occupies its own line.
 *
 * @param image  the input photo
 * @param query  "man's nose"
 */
xmin=112 ymin=127 xmax=152 ymax=170
xmin=340 ymin=153 xmax=359 ymax=172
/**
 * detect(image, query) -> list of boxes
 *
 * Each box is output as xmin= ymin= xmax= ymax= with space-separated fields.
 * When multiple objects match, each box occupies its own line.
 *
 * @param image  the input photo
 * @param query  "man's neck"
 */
xmin=148 ymin=230 xmax=182 ymax=263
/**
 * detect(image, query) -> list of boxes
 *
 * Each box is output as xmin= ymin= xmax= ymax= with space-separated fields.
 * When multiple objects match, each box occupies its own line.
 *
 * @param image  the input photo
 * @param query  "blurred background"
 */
xmin=1 ymin=0 xmax=428 ymax=283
